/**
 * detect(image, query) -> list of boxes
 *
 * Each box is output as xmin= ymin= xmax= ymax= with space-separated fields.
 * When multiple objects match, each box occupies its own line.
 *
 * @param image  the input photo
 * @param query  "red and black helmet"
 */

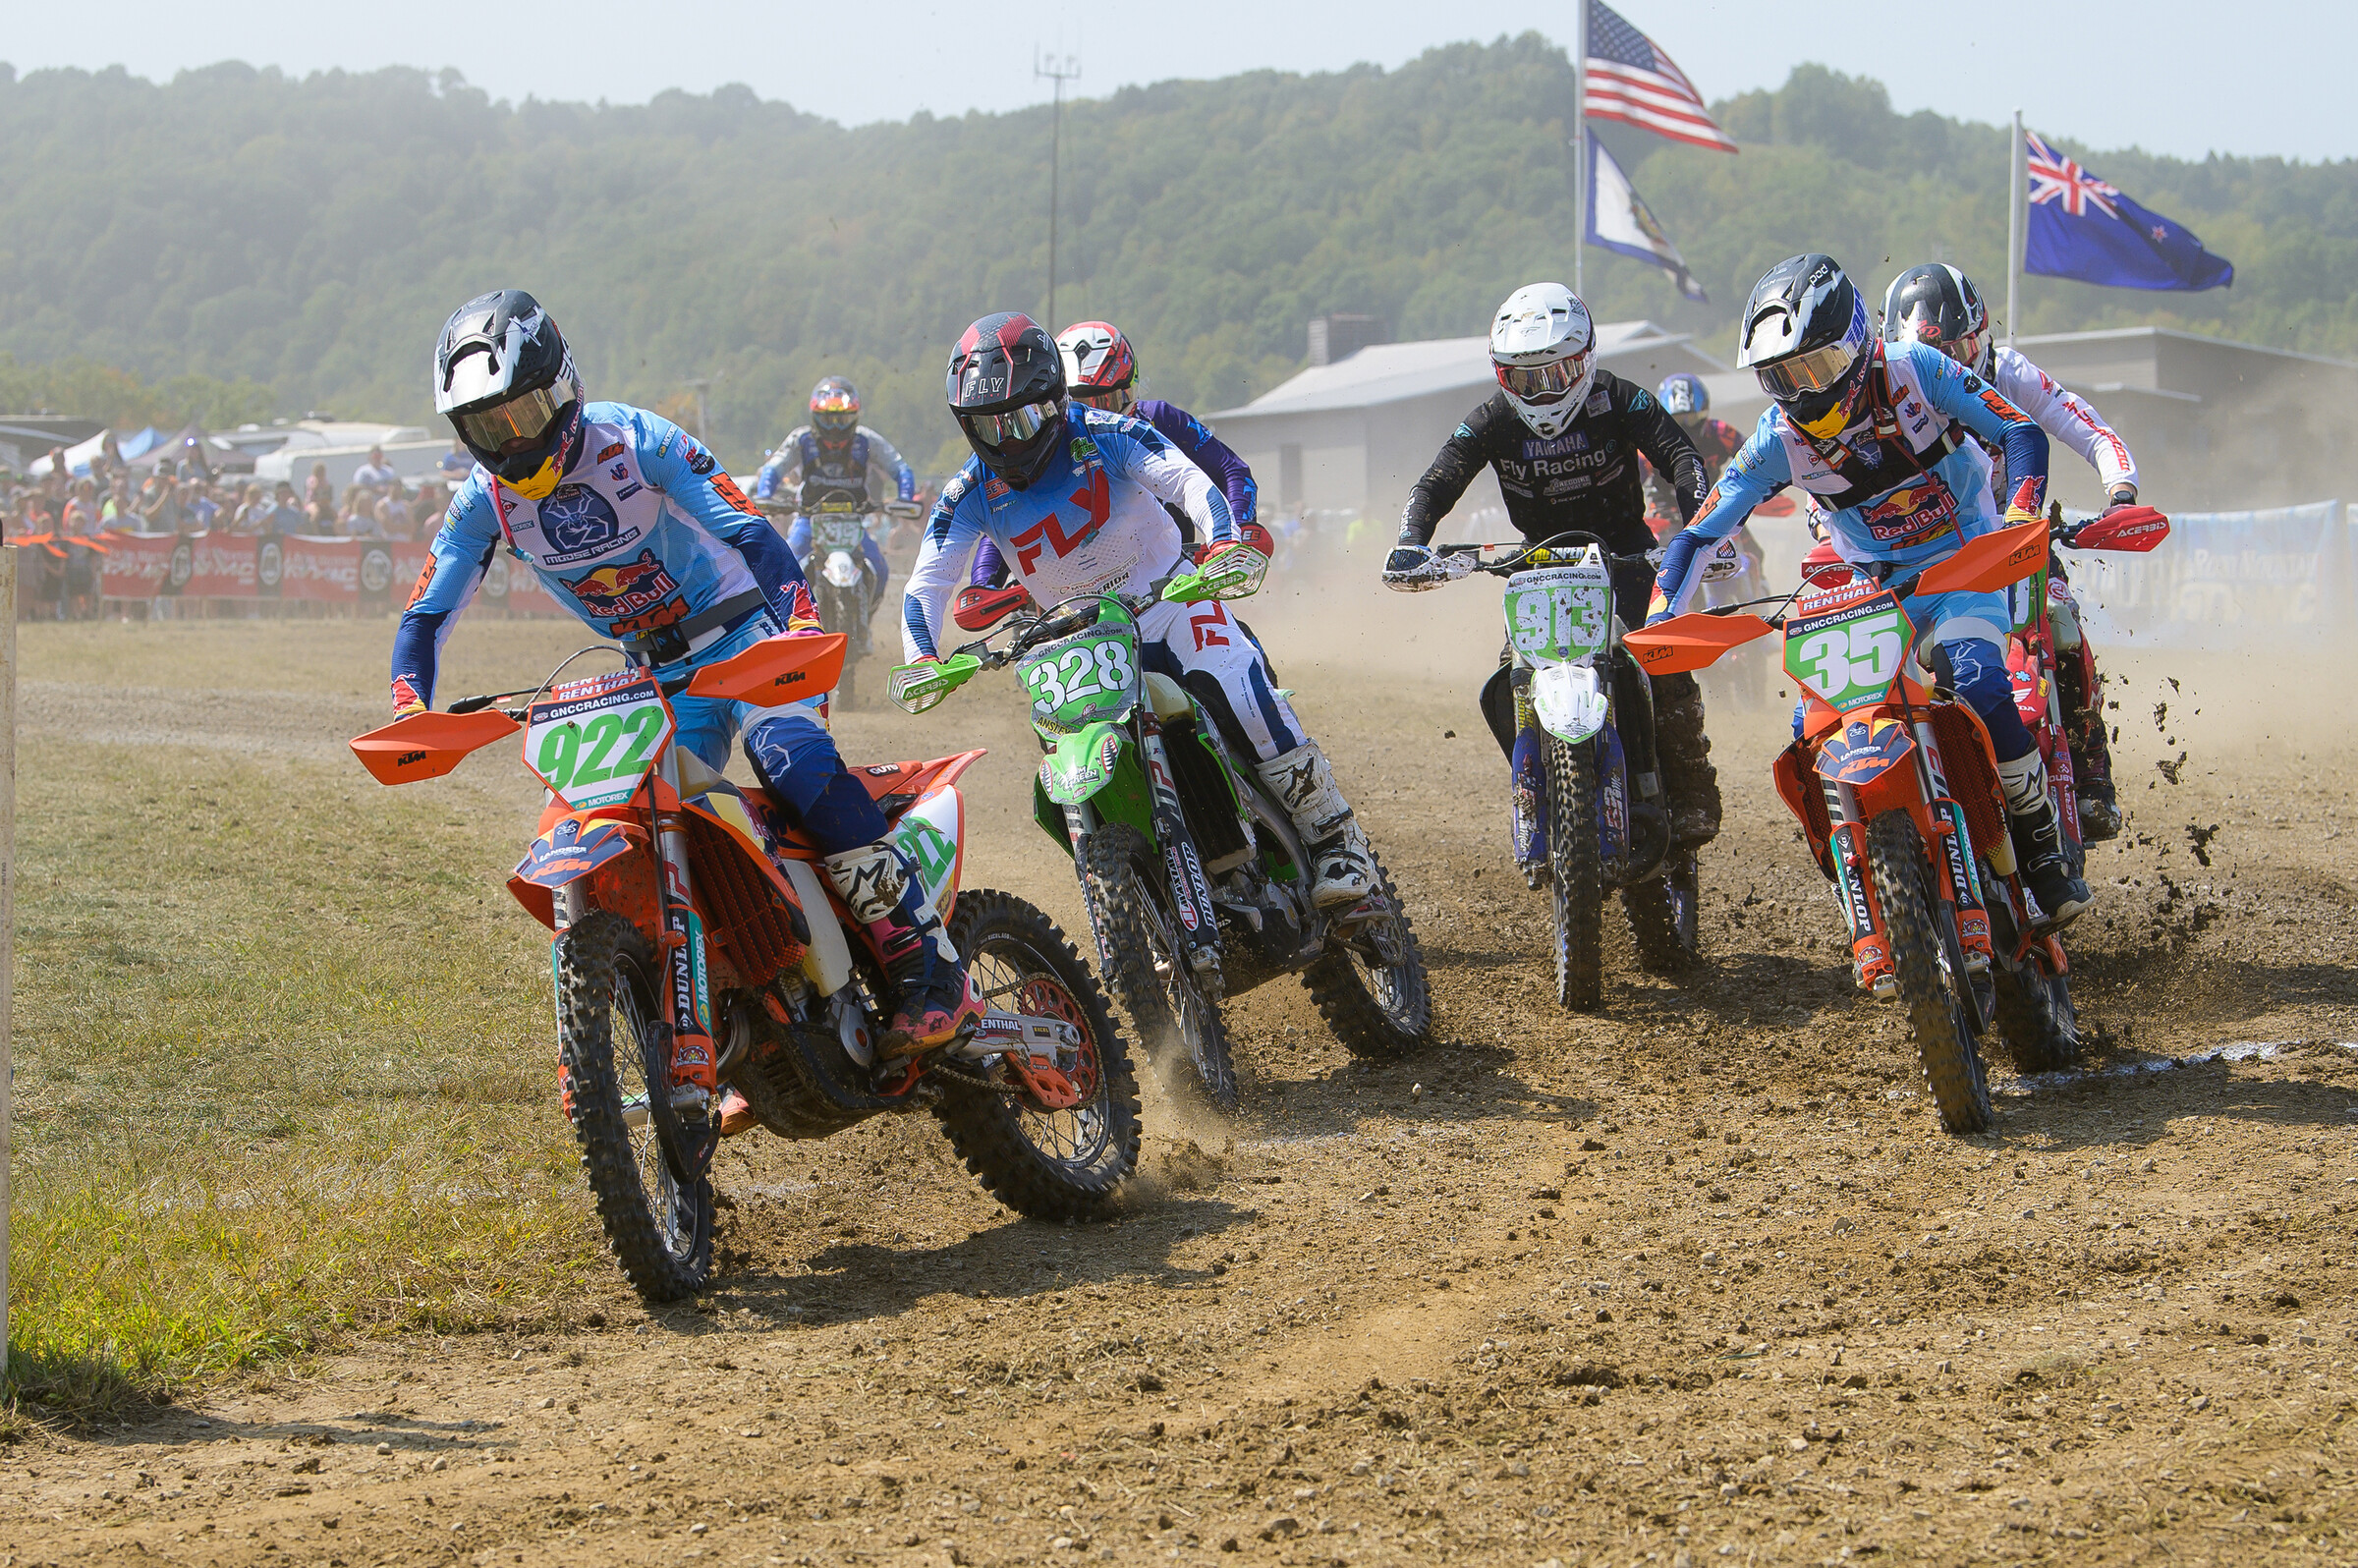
xmin=946 ymin=312 xmax=1068 ymax=489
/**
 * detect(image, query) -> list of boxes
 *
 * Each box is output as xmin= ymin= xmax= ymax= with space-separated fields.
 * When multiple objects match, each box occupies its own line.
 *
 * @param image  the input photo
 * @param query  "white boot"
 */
xmin=1257 ymin=742 xmax=1376 ymax=910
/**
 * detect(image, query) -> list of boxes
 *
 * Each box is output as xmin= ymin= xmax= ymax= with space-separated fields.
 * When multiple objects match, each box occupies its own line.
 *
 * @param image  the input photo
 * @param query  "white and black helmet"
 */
xmin=1489 ymin=282 xmax=1596 ymax=438
xmin=433 ymin=289 xmax=584 ymax=495
xmin=1738 ymin=253 xmax=1873 ymax=433
xmin=1882 ymin=263 xmax=1993 ymax=378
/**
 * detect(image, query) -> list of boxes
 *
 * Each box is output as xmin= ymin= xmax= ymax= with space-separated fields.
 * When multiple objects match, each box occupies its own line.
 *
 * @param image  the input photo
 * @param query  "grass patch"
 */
xmin=6 ymin=678 xmax=603 ymax=1418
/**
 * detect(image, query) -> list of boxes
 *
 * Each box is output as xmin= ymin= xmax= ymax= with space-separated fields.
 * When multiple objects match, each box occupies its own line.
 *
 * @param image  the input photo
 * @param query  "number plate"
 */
xmin=1017 ymin=626 xmax=1142 ymax=731
xmin=814 ymin=516 xmax=865 ymax=550
xmin=1782 ymin=589 xmax=1916 ymax=712
xmin=1502 ymin=561 xmax=1611 ymax=665
xmin=526 ymin=670 xmax=676 ymax=809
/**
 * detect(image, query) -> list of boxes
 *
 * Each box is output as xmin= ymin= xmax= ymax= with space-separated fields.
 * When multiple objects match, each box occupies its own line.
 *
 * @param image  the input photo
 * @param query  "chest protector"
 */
xmin=797 ymin=430 xmax=871 ymax=512
xmin=1784 ymin=353 xmax=1961 ymax=512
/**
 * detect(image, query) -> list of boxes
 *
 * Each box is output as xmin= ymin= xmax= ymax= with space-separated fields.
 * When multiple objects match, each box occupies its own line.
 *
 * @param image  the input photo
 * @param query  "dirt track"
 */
xmin=5 ymin=588 xmax=2356 ymax=1567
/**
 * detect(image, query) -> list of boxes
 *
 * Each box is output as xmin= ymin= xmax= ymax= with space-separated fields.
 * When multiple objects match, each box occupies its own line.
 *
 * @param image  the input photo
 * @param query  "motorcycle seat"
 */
xmin=741 ymin=748 xmax=989 ymax=860
xmin=1143 ymin=671 xmax=1195 ymax=721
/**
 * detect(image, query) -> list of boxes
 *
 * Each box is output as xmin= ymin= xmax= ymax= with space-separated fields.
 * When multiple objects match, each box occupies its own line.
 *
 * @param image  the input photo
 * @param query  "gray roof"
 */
xmin=1210 ymin=320 xmax=1723 ymax=420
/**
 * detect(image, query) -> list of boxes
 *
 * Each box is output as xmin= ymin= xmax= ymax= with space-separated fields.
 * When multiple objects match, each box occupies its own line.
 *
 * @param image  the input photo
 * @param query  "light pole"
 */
xmin=1035 ymin=49 xmax=1082 ymax=332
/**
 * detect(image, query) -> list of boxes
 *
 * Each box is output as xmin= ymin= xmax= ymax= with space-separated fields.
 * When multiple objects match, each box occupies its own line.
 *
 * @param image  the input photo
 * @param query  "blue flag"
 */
xmin=2024 ymin=131 xmax=2232 ymax=292
xmin=1585 ymin=137 xmax=1708 ymax=302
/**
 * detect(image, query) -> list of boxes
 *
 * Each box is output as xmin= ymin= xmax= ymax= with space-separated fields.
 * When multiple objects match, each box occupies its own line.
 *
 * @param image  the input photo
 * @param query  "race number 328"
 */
xmin=1023 ymin=638 xmax=1135 ymax=711
xmin=1788 ymin=606 xmax=1906 ymax=706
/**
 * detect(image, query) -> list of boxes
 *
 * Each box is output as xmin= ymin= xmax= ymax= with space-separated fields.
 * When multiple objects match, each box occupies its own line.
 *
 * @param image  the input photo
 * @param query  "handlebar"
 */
xmin=1435 ymin=531 xmax=1659 ymax=579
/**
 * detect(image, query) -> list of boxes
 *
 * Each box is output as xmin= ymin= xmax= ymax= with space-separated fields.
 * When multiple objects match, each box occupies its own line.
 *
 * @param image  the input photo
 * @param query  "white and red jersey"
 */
xmin=1976 ymin=345 xmax=2138 ymax=504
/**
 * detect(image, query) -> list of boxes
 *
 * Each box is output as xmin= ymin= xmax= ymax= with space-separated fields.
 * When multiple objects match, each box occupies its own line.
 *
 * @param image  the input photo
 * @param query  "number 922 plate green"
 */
xmin=527 ymin=670 xmax=677 ymax=810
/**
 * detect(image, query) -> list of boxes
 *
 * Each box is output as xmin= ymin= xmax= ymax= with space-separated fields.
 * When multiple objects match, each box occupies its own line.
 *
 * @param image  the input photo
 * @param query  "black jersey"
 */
xmin=1397 ymin=371 xmax=1709 ymax=555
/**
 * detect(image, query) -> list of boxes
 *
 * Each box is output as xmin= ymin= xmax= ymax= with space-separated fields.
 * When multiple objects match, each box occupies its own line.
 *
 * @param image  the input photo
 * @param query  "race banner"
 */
xmin=91 ymin=531 xmax=564 ymax=616
xmin=2058 ymin=499 xmax=2347 ymax=648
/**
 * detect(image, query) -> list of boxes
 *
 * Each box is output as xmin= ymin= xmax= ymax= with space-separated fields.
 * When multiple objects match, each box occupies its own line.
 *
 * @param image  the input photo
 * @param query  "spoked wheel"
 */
xmin=1303 ymin=847 xmax=1432 ymax=1058
xmin=1623 ymin=848 xmax=1701 ymax=975
xmin=1078 ymin=823 xmax=1239 ymax=1111
xmin=553 ymin=910 xmax=713 ymax=1302
xmin=933 ymin=890 xmax=1141 ymax=1219
xmin=1994 ymin=954 xmax=2080 ymax=1075
xmin=1865 ymin=812 xmax=1993 ymax=1135
xmin=1544 ymin=736 xmax=1604 ymax=1012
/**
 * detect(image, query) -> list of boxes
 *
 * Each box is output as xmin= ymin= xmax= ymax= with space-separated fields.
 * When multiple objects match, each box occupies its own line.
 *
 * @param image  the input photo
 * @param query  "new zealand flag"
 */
xmin=2024 ymin=131 xmax=2233 ymax=293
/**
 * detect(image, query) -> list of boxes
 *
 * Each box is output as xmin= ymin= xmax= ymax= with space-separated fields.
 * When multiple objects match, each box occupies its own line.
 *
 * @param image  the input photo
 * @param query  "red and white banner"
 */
xmin=91 ymin=531 xmax=566 ymax=615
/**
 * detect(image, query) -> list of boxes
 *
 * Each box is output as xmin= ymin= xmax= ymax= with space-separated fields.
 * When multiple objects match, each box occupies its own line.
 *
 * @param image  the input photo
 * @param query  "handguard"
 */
xmin=954 ymin=583 xmax=1037 ymax=632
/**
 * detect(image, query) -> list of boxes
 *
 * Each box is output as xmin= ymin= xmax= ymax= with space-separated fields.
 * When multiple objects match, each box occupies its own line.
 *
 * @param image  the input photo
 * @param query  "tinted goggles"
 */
xmin=1755 ymin=340 xmax=1861 ymax=403
xmin=454 ymin=384 xmax=569 ymax=457
xmin=1492 ymin=348 xmax=1592 ymax=404
xmin=964 ymin=398 xmax=1061 ymax=451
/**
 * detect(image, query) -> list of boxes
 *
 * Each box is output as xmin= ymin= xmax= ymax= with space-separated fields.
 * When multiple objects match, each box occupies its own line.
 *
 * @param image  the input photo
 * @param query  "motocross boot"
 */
xmin=1652 ymin=672 xmax=1723 ymax=850
xmin=2055 ymin=648 xmax=2120 ymax=842
xmin=1257 ymin=741 xmax=1376 ymax=909
xmin=824 ymin=842 xmax=983 ymax=1051
xmin=1996 ymin=752 xmax=2093 ymax=927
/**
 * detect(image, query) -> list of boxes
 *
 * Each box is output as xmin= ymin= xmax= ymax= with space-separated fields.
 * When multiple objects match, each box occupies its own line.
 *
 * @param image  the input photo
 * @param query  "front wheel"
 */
xmin=1079 ymin=823 xmax=1238 ymax=1111
xmin=1623 ymin=849 xmax=1701 ymax=975
xmin=1864 ymin=812 xmax=1993 ymax=1134
xmin=1993 ymin=955 xmax=2079 ymax=1075
xmin=554 ymin=910 xmax=713 ymax=1302
xmin=933 ymin=890 xmax=1141 ymax=1219
xmin=1544 ymin=736 xmax=1605 ymax=1012
xmin=1303 ymin=847 xmax=1432 ymax=1057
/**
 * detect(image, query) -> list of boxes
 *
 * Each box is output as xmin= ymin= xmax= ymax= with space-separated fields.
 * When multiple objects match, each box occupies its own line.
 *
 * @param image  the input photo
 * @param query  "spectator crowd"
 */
xmin=0 ymin=444 xmax=460 ymax=546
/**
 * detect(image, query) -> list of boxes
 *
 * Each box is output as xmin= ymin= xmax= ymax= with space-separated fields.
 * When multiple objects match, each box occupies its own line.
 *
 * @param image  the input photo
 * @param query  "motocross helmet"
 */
xmin=1739 ymin=254 xmax=1874 ymax=440
xmin=1657 ymin=372 xmax=1709 ymax=417
xmin=1881 ymin=263 xmax=1993 ymax=378
xmin=811 ymin=376 xmax=860 ymax=440
xmin=434 ymin=289 xmax=585 ymax=500
xmin=1489 ymin=282 xmax=1596 ymax=439
xmin=946 ymin=312 xmax=1068 ymax=489
xmin=1057 ymin=322 xmax=1137 ymax=413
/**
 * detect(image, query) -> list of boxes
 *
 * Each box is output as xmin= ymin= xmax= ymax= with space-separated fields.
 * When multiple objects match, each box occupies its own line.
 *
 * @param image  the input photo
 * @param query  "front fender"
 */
xmin=507 ymin=812 xmax=646 ymax=928
xmin=1531 ymin=661 xmax=1610 ymax=745
xmin=1041 ymin=720 xmax=1130 ymax=807
xmin=1815 ymin=715 xmax=1917 ymax=787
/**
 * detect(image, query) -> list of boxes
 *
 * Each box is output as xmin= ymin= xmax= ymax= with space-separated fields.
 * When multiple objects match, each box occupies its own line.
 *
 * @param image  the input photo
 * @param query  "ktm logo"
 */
xmin=396 ymin=749 xmax=426 ymax=766
xmin=1008 ymin=469 xmax=1113 ymax=574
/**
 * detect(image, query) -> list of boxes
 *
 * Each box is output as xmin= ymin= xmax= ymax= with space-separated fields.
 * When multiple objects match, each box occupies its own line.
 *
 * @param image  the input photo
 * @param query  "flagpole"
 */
xmin=1572 ymin=3 xmax=1587 ymax=297
xmin=2006 ymin=107 xmax=2024 ymax=349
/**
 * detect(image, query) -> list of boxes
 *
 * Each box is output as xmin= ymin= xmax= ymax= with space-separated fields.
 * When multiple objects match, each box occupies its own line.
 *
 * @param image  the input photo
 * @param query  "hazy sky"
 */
xmin=8 ymin=0 xmax=2352 ymax=164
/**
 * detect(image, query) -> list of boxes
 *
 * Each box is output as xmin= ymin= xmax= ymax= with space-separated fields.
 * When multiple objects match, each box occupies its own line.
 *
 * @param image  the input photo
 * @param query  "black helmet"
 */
xmin=433 ymin=289 xmax=584 ymax=499
xmin=1737 ymin=253 xmax=1873 ymax=437
xmin=1882 ymin=263 xmax=1992 ymax=378
xmin=946 ymin=312 xmax=1068 ymax=488
xmin=810 ymin=375 xmax=860 ymax=439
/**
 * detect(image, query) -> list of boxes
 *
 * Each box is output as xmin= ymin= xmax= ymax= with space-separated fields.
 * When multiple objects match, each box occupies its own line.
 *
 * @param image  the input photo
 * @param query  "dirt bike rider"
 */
xmin=955 ymin=320 xmax=1274 ymax=629
xmin=905 ymin=311 xmax=1376 ymax=910
xmin=1881 ymin=262 xmax=2132 ymax=843
xmin=1382 ymin=282 xmax=1725 ymax=868
xmin=1646 ymin=371 xmax=1767 ymax=601
xmin=396 ymin=292 xmax=982 ymax=1105
xmin=754 ymin=376 xmax=913 ymax=626
xmin=1649 ymin=253 xmax=2094 ymax=926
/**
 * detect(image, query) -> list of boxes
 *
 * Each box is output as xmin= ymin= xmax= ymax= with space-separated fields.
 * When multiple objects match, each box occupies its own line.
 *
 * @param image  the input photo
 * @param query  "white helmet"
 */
xmin=1489 ymin=283 xmax=1597 ymax=438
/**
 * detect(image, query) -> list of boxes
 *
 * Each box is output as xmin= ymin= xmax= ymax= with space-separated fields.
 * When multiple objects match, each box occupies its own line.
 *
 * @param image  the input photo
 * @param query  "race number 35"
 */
xmin=1792 ymin=607 xmax=1906 ymax=702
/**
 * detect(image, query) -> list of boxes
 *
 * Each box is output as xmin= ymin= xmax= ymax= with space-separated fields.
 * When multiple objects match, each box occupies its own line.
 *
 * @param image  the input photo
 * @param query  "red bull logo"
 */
xmin=1861 ymin=478 xmax=1957 ymax=543
xmin=564 ymin=549 xmax=679 ymax=618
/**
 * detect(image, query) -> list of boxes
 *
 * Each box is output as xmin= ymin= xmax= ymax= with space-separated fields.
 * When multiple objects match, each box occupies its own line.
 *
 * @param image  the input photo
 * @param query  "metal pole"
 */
xmin=1572 ymin=5 xmax=1588 ymax=297
xmin=0 ymin=546 xmax=15 ymax=1386
xmin=1035 ymin=51 xmax=1082 ymax=330
xmin=2007 ymin=108 xmax=2024 ymax=349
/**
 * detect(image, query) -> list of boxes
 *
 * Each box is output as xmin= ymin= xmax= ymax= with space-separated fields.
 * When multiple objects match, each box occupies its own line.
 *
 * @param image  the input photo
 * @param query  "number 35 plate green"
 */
xmin=527 ymin=670 xmax=676 ymax=810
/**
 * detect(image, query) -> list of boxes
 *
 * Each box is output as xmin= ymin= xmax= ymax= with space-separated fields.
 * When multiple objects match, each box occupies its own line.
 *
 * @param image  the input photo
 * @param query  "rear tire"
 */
xmin=1545 ymin=737 xmax=1604 ymax=1012
xmin=934 ymin=890 xmax=1141 ymax=1220
xmin=1303 ymin=848 xmax=1432 ymax=1058
xmin=1864 ymin=811 xmax=1993 ymax=1135
xmin=554 ymin=910 xmax=713 ymax=1303
xmin=1623 ymin=849 xmax=1702 ymax=975
xmin=1994 ymin=957 xmax=2080 ymax=1075
xmin=1079 ymin=823 xmax=1239 ymax=1112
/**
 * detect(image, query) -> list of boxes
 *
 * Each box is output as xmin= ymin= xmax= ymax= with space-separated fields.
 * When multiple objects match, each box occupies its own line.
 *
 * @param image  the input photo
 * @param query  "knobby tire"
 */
xmin=553 ymin=909 xmax=714 ymax=1303
xmin=1546 ymin=736 xmax=1605 ymax=1012
xmin=1302 ymin=847 xmax=1432 ymax=1058
xmin=1078 ymin=822 xmax=1239 ymax=1112
xmin=1864 ymin=811 xmax=1993 ymax=1135
xmin=1623 ymin=849 xmax=1702 ymax=975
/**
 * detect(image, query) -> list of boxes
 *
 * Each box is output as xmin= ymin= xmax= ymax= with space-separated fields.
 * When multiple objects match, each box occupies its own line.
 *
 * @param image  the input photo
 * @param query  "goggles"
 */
xmin=965 ymin=398 xmax=1061 ymax=452
xmin=812 ymin=398 xmax=859 ymax=433
xmin=454 ymin=384 xmax=570 ymax=457
xmin=1492 ymin=348 xmax=1593 ymax=405
xmin=1756 ymin=339 xmax=1862 ymax=404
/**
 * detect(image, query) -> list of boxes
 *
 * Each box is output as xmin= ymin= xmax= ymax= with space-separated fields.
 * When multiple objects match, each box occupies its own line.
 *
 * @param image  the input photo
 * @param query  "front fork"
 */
xmin=1138 ymin=717 xmax=1222 ymax=974
xmin=653 ymin=750 xmax=718 ymax=1098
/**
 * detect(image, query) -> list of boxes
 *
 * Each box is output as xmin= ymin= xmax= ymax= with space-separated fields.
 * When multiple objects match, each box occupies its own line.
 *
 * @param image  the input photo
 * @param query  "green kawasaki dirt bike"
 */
xmin=1433 ymin=532 xmax=1702 ymax=1011
xmin=888 ymin=550 xmax=1432 ymax=1110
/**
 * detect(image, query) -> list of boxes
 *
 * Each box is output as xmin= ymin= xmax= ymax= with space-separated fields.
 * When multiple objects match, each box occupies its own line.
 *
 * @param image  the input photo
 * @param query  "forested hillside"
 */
xmin=0 ymin=40 xmax=2349 ymax=476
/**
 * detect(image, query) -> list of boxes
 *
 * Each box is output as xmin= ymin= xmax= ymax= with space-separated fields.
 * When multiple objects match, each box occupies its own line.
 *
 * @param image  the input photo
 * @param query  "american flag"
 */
xmin=2026 ymin=131 xmax=2121 ymax=219
xmin=1584 ymin=0 xmax=1737 ymax=153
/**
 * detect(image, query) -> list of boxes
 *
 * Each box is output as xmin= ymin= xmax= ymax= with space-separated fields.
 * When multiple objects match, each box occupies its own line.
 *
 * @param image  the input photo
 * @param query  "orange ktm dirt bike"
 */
xmin=352 ymin=633 xmax=1140 ymax=1302
xmin=1629 ymin=510 xmax=2162 ymax=1136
